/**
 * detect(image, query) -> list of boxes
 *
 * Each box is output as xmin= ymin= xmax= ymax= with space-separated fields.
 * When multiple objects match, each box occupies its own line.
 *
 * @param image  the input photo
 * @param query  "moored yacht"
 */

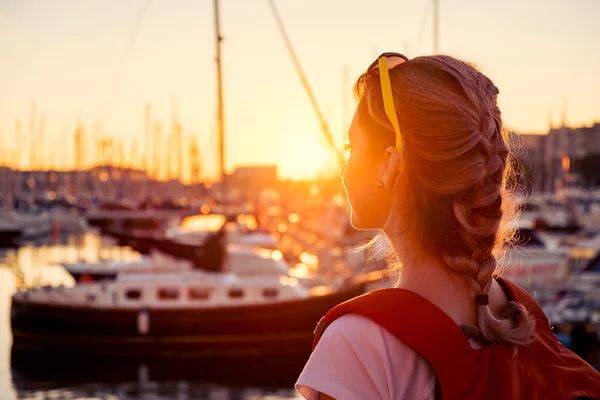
xmin=10 ymin=267 xmax=366 ymax=359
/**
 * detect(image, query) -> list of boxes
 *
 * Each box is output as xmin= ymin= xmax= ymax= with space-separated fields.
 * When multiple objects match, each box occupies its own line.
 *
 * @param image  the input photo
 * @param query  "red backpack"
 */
xmin=312 ymin=278 xmax=600 ymax=400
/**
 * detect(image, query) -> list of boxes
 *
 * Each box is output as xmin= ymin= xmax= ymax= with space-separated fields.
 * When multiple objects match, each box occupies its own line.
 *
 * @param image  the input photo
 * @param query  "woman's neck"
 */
xmin=386 ymin=233 xmax=478 ymax=326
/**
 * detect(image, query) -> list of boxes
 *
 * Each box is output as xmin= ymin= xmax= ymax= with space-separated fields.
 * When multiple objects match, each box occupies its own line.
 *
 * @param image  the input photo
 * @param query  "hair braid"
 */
xmin=446 ymin=87 xmax=535 ymax=344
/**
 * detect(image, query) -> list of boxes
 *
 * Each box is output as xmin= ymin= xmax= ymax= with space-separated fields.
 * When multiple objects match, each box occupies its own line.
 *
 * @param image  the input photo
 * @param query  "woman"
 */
xmin=295 ymin=53 xmax=600 ymax=399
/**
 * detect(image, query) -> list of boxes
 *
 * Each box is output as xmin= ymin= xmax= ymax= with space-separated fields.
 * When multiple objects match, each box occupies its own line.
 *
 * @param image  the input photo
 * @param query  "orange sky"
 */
xmin=1 ymin=0 xmax=599 ymax=181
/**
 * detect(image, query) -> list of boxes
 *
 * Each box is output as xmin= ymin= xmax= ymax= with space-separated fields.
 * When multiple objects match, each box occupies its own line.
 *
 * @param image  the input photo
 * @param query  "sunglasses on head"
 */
xmin=367 ymin=52 xmax=408 ymax=173
xmin=367 ymin=52 xmax=409 ymax=72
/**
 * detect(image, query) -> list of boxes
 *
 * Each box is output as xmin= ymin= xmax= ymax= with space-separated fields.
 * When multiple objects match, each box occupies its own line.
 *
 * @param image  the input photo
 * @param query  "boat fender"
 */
xmin=137 ymin=309 xmax=150 ymax=335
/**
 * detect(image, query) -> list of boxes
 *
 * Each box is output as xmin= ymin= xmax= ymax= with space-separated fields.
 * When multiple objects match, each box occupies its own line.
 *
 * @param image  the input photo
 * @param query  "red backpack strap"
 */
xmin=313 ymin=288 xmax=486 ymax=397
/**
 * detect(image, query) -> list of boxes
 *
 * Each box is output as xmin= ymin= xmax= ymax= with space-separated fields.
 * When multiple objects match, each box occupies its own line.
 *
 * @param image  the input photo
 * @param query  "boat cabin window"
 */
xmin=262 ymin=288 xmax=278 ymax=298
xmin=229 ymin=288 xmax=244 ymax=299
xmin=188 ymin=287 xmax=212 ymax=300
xmin=157 ymin=287 xmax=179 ymax=300
xmin=125 ymin=289 xmax=142 ymax=300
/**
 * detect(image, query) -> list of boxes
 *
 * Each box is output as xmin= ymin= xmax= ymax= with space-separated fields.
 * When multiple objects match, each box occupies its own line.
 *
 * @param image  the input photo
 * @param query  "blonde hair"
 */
xmin=355 ymin=55 xmax=535 ymax=345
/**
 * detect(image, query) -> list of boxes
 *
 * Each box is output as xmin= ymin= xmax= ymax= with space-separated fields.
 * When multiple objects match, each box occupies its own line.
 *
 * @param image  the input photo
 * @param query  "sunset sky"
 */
xmin=1 ymin=0 xmax=599 ymax=180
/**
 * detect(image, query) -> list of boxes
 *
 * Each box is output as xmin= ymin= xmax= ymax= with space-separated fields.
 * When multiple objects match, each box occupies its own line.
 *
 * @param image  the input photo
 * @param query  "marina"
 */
xmin=0 ymin=189 xmax=599 ymax=398
xmin=1 ymin=0 xmax=599 ymax=398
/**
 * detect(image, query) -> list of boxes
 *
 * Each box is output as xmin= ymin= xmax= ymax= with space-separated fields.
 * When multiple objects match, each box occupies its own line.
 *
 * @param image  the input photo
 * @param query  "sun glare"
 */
xmin=278 ymin=140 xmax=330 ymax=180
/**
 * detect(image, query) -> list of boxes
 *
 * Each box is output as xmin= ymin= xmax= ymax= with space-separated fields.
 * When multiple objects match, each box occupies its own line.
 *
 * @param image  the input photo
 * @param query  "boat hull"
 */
xmin=11 ymin=283 xmax=365 ymax=358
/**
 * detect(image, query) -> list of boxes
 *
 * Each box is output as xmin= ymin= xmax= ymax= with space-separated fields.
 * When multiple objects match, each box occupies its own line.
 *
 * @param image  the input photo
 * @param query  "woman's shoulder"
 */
xmin=323 ymin=313 xmax=436 ymax=375
xmin=296 ymin=314 xmax=436 ymax=400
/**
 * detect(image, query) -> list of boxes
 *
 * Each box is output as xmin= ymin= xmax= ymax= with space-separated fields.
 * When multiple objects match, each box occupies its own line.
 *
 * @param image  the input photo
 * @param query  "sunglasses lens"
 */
xmin=369 ymin=53 xmax=407 ymax=72
xmin=385 ymin=57 xmax=406 ymax=69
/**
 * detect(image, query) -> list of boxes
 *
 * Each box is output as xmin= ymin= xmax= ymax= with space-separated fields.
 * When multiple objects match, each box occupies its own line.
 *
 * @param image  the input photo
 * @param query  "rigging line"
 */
xmin=208 ymin=105 xmax=218 ymax=180
xmin=265 ymin=0 xmax=345 ymax=167
xmin=97 ymin=0 xmax=151 ymax=121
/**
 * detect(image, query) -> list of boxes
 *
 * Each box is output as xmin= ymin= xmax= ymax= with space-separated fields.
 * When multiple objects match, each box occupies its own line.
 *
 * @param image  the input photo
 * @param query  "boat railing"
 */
xmin=15 ymin=275 xmax=311 ymax=308
xmin=21 ymin=287 xmax=76 ymax=304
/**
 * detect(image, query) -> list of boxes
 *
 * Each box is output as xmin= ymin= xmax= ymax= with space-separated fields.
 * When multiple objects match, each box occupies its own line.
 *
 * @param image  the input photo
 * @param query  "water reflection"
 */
xmin=0 ymin=234 xmax=301 ymax=400
xmin=13 ymin=381 xmax=299 ymax=400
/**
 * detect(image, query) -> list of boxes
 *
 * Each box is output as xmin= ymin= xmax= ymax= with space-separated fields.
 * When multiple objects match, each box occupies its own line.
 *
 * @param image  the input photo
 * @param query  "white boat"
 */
xmin=15 ymin=269 xmax=311 ymax=309
xmin=572 ymin=252 xmax=600 ymax=303
xmin=11 ymin=263 xmax=366 ymax=361
xmin=499 ymin=227 xmax=570 ymax=290
xmin=63 ymin=245 xmax=293 ymax=283
xmin=515 ymin=198 xmax=580 ymax=232
xmin=9 ymin=211 xmax=53 ymax=239
xmin=541 ymin=292 xmax=597 ymax=325
xmin=50 ymin=208 xmax=97 ymax=234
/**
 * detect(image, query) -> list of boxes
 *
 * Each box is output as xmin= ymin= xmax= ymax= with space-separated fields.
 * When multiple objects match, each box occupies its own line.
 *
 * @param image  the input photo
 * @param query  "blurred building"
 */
xmin=515 ymin=122 xmax=600 ymax=193
xmin=229 ymin=165 xmax=278 ymax=198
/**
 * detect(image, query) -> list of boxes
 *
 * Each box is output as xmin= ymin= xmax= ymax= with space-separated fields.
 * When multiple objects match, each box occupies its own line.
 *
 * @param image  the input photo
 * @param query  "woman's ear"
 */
xmin=381 ymin=146 xmax=403 ymax=189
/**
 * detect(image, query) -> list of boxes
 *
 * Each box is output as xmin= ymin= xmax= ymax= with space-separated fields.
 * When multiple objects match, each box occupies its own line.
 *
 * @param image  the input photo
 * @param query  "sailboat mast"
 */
xmin=213 ymin=0 xmax=225 ymax=192
xmin=29 ymin=101 xmax=36 ymax=172
xmin=15 ymin=120 xmax=23 ymax=197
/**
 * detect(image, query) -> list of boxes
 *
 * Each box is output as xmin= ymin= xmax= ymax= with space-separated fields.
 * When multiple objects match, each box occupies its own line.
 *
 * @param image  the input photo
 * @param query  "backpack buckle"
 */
xmin=313 ymin=318 xmax=329 ymax=337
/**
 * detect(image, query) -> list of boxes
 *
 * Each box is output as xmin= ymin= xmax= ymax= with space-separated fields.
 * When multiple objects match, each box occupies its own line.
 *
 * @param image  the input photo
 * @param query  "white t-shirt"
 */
xmin=296 ymin=314 xmax=437 ymax=400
